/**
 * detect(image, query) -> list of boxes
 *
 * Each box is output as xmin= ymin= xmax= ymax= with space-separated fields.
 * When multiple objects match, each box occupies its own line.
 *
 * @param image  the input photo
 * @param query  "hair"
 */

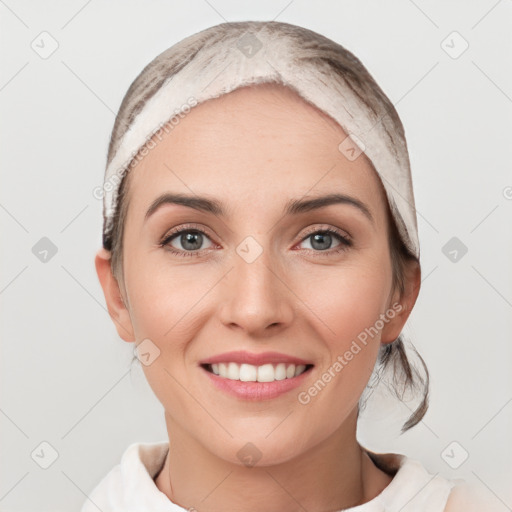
xmin=101 ymin=20 xmax=429 ymax=433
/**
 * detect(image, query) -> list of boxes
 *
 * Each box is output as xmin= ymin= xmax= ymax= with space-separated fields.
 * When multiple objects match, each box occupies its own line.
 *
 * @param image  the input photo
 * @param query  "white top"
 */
xmin=80 ymin=441 xmax=495 ymax=512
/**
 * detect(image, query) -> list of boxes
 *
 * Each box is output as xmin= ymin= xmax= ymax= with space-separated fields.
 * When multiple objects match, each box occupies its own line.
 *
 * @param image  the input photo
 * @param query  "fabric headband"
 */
xmin=102 ymin=24 xmax=420 ymax=259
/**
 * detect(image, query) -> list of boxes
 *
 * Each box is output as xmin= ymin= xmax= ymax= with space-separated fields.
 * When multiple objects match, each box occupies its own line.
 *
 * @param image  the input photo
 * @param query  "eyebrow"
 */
xmin=144 ymin=192 xmax=373 ymax=223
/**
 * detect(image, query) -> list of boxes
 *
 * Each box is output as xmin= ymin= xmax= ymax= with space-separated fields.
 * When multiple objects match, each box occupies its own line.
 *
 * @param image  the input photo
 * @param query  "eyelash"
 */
xmin=159 ymin=224 xmax=353 ymax=258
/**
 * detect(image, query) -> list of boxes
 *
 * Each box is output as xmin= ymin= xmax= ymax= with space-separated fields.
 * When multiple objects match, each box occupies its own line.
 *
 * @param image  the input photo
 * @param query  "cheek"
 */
xmin=124 ymin=250 xmax=208 ymax=336
xmin=124 ymin=254 xmax=224 ymax=398
xmin=303 ymin=259 xmax=392 ymax=343
xmin=124 ymin=260 xmax=207 ymax=411
xmin=295 ymin=258 xmax=392 ymax=400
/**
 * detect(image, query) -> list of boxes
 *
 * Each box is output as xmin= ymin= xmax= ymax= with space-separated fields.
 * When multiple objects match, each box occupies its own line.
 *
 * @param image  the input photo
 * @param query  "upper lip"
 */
xmin=199 ymin=351 xmax=313 ymax=366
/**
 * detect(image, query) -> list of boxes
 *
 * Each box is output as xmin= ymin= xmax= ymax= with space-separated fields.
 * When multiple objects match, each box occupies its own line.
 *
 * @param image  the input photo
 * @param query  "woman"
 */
xmin=85 ymin=20 xmax=493 ymax=511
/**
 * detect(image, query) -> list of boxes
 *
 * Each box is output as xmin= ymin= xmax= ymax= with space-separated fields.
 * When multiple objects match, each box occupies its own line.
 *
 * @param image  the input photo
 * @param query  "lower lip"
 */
xmin=201 ymin=365 xmax=313 ymax=401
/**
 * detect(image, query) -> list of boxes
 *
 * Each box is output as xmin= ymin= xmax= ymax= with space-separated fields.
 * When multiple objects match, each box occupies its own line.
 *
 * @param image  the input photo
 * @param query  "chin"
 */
xmin=207 ymin=428 xmax=313 ymax=468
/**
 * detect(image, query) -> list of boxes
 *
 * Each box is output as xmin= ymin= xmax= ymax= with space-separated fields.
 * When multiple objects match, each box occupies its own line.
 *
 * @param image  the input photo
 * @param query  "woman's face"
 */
xmin=98 ymin=83 xmax=418 ymax=466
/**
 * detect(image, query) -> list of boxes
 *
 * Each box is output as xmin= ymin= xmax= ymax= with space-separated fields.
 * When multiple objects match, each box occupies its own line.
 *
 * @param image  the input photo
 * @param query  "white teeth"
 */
xmin=295 ymin=364 xmax=306 ymax=377
xmin=257 ymin=363 xmax=274 ymax=382
xmin=274 ymin=363 xmax=286 ymax=381
xmin=227 ymin=362 xmax=239 ymax=380
xmin=207 ymin=362 xmax=309 ymax=382
xmin=239 ymin=363 xmax=257 ymax=382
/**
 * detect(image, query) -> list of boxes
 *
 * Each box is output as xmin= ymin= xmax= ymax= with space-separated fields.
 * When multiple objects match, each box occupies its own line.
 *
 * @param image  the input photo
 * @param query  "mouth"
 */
xmin=199 ymin=350 xmax=315 ymax=400
xmin=200 ymin=361 xmax=314 ymax=401
xmin=201 ymin=362 xmax=314 ymax=382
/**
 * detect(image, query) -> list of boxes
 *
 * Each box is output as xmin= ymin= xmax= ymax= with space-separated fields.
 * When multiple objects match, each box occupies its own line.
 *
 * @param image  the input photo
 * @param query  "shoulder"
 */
xmin=80 ymin=441 xmax=170 ymax=512
xmin=365 ymin=451 xmax=454 ymax=510
xmin=443 ymin=479 xmax=501 ymax=512
xmin=365 ymin=450 xmax=498 ymax=512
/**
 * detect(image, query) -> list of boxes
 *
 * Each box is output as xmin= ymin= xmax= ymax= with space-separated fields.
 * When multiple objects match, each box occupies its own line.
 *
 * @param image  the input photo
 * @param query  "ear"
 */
xmin=95 ymin=248 xmax=135 ymax=342
xmin=380 ymin=259 xmax=421 ymax=344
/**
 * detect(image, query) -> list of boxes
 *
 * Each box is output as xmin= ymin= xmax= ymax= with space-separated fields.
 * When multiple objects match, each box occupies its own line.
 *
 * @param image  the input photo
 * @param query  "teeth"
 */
xmin=208 ymin=362 xmax=309 ymax=382
xmin=240 ymin=363 xmax=257 ymax=382
xmin=295 ymin=364 xmax=306 ymax=377
xmin=227 ymin=362 xmax=239 ymax=380
xmin=257 ymin=363 xmax=274 ymax=382
xmin=274 ymin=363 xmax=286 ymax=381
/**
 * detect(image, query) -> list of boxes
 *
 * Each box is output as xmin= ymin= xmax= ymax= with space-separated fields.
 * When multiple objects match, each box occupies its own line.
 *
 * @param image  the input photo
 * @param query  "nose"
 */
xmin=218 ymin=245 xmax=294 ymax=337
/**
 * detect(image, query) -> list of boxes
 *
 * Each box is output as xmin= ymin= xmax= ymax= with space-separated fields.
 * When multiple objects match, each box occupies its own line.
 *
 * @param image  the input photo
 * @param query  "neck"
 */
xmin=155 ymin=408 xmax=392 ymax=512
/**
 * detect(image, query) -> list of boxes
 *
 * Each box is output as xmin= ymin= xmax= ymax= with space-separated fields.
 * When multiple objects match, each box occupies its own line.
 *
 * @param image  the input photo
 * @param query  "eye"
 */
xmin=160 ymin=224 xmax=215 ymax=257
xmin=159 ymin=224 xmax=352 ymax=258
xmin=297 ymin=227 xmax=352 ymax=255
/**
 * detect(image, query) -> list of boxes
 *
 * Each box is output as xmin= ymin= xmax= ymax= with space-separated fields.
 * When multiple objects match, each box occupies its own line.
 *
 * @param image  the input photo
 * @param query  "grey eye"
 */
xmin=301 ymin=232 xmax=341 ymax=251
xmin=168 ymin=230 xmax=213 ymax=252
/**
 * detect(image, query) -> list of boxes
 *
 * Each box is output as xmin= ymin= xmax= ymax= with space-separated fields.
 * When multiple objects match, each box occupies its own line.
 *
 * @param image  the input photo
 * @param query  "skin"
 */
xmin=96 ymin=82 xmax=421 ymax=512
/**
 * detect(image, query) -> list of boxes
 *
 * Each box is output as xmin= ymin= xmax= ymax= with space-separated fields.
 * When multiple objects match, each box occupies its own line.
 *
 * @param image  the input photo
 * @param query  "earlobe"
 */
xmin=94 ymin=248 xmax=135 ymax=342
xmin=381 ymin=260 xmax=421 ymax=344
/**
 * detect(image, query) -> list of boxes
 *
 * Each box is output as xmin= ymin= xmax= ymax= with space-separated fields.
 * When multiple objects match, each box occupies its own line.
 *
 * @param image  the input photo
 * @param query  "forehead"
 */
xmin=124 ymin=83 xmax=388 ymax=225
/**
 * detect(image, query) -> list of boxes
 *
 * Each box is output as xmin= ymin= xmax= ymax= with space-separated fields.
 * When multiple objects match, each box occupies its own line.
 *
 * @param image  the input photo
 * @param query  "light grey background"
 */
xmin=1 ymin=1 xmax=511 ymax=511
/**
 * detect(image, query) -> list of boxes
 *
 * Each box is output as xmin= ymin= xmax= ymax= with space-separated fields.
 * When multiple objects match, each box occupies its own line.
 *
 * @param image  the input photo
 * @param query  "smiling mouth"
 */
xmin=201 ymin=362 xmax=314 ymax=382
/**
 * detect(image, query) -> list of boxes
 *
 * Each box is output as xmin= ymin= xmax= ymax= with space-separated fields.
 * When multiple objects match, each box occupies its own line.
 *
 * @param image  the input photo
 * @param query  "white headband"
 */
xmin=102 ymin=26 xmax=420 ymax=259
